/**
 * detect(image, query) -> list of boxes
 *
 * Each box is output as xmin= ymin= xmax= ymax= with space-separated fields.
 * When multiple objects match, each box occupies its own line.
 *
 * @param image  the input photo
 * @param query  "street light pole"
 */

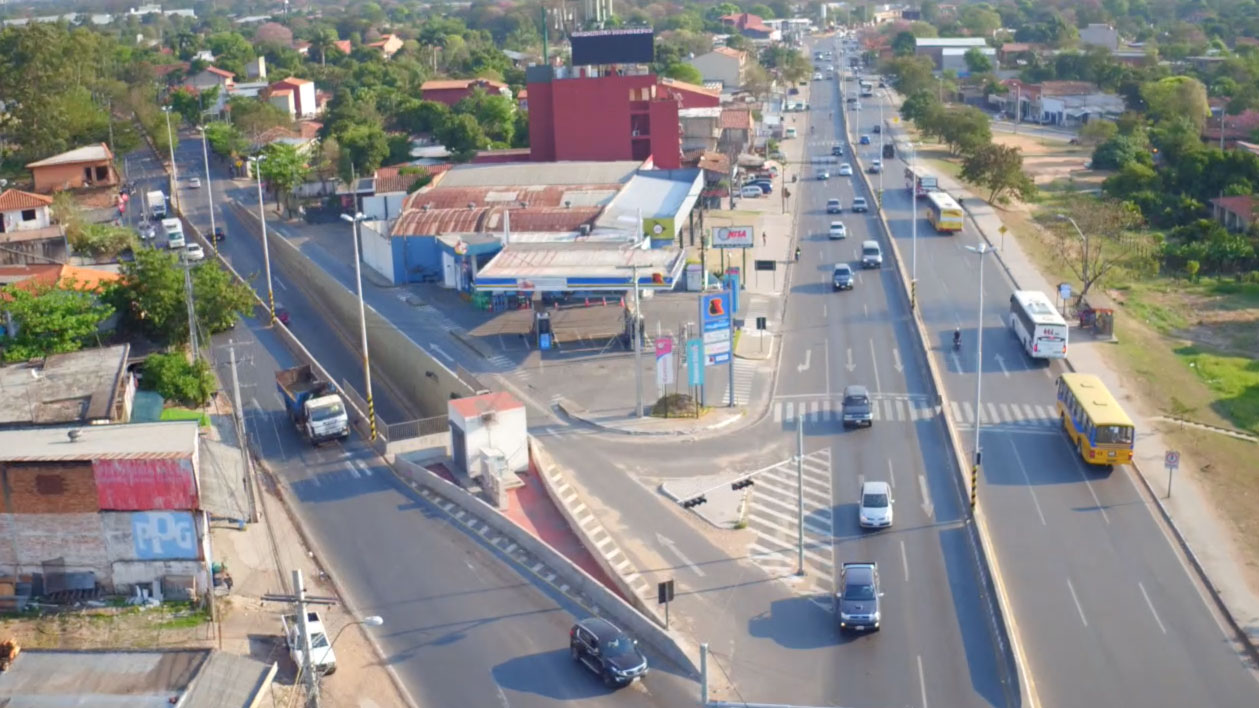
xmin=910 ymin=143 xmax=919 ymax=310
xmin=198 ymin=126 xmax=217 ymax=255
xmin=965 ymin=243 xmax=993 ymax=514
xmin=162 ymin=107 xmax=179 ymax=213
xmin=341 ymin=212 xmax=377 ymax=441
xmin=878 ymin=91 xmax=885 ymax=196
xmin=249 ymin=156 xmax=276 ymax=324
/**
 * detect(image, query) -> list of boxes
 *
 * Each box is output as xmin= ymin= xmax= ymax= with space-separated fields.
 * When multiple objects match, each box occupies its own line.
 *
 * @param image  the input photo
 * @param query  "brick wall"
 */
xmin=1 ymin=462 xmax=100 ymax=514
xmin=0 ymin=513 xmax=109 ymax=571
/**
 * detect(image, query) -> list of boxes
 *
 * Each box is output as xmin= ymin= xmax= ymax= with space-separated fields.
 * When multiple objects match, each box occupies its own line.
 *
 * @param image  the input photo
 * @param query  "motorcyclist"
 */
xmin=795 ymin=246 xmax=802 ymax=262
xmin=953 ymin=327 xmax=962 ymax=349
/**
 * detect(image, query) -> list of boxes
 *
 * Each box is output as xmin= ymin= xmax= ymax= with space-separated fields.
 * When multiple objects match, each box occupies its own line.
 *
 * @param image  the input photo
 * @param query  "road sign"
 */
xmin=687 ymin=338 xmax=704 ymax=386
xmin=756 ymin=316 xmax=767 ymax=330
xmin=657 ymin=579 xmax=675 ymax=604
xmin=700 ymin=292 xmax=732 ymax=366
xmin=713 ymin=226 xmax=755 ymax=249
xmin=1058 ymin=282 xmax=1072 ymax=301
xmin=754 ymin=259 xmax=777 ymax=272
xmin=1165 ymin=450 xmax=1180 ymax=470
xmin=655 ymin=336 xmax=675 ymax=387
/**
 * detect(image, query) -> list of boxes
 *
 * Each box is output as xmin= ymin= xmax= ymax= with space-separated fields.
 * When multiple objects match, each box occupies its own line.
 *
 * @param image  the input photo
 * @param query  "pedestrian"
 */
xmin=762 ymin=232 xmax=767 ymax=246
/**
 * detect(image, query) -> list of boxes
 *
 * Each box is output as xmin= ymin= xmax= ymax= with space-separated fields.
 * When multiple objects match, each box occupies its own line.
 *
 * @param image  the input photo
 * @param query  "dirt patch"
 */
xmin=0 ymin=603 xmax=212 ymax=650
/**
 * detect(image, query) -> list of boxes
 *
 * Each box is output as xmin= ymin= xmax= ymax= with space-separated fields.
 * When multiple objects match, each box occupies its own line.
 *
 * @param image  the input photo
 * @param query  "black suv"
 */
xmin=836 ymin=562 xmax=883 ymax=632
xmin=570 ymin=618 xmax=648 ymax=687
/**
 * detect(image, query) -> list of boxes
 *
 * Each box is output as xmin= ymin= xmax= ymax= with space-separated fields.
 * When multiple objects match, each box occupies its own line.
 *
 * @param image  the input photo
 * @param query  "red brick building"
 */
xmin=420 ymin=78 xmax=510 ymax=107
xmin=525 ymin=66 xmax=718 ymax=169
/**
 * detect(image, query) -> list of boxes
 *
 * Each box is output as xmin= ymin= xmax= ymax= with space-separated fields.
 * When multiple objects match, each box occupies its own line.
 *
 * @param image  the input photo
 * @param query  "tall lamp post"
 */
xmin=340 ymin=212 xmax=377 ymax=441
xmin=197 ymin=125 xmax=218 ymax=255
xmin=907 ymin=142 xmax=919 ymax=310
xmin=248 ymin=155 xmax=276 ymax=324
xmin=964 ymin=243 xmax=993 ymax=514
xmin=617 ymin=213 xmax=647 ymax=418
xmin=161 ymin=106 xmax=179 ymax=213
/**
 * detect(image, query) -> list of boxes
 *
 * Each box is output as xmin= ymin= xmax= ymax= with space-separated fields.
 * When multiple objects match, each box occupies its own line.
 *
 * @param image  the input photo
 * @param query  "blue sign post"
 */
xmin=700 ymin=291 xmax=736 ymax=407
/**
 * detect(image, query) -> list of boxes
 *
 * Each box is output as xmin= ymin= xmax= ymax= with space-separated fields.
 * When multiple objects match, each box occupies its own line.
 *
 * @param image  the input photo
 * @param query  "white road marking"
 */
xmin=798 ymin=349 xmax=812 ymax=373
xmin=1138 ymin=581 xmax=1167 ymax=634
xmin=868 ymin=339 xmax=882 ymax=391
xmin=345 ymin=463 xmax=360 ymax=479
xmin=918 ymin=473 xmax=934 ymax=520
xmin=917 ymin=655 xmax=929 ymax=708
xmin=1077 ymin=465 xmax=1111 ymax=524
xmin=274 ymin=278 xmax=288 ymax=291
xmin=824 ymin=339 xmax=831 ymax=395
xmin=430 ymin=344 xmax=454 ymax=363
xmin=900 ymin=540 xmax=910 ymax=582
xmin=892 ymin=347 xmax=903 ymax=373
xmin=887 ymin=459 xmax=895 ymax=488
xmin=1008 ymin=440 xmax=1047 ymax=526
xmin=846 ymin=347 xmax=856 ymax=372
xmin=657 ymin=533 xmax=705 ymax=577
xmin=1067 ymin=577 xmax=1089 ymax=627
xmin=993 ymin=353 xmax=1010 ymax=378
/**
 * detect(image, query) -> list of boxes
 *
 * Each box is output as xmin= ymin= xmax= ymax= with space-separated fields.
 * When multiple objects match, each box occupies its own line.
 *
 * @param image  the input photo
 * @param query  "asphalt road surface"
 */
xmin=856 ymin=55 xmax=1259 ymax=707
xmin=125 ymin=136 xmax=697 ymax=708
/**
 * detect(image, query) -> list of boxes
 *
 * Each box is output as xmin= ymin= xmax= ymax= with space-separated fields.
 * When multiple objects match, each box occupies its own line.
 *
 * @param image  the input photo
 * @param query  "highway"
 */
xmin=127 ymin=136 xmax=697 ymax=707
xmin=851 ymin=42 xmax=1259 ymax=708
xmin=540 ymin=44 xmax=1007 ymax=707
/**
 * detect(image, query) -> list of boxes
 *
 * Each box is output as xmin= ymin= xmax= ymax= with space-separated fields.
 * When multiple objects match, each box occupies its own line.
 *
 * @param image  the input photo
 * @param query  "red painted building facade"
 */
xmin=526 ymin=66 xmax=718 ymax=169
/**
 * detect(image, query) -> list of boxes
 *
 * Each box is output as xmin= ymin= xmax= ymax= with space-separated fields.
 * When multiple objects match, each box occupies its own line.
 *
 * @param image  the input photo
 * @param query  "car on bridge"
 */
xmin=829 ymin=221 xmax=848 ymax=239
xmin=570 ymin=618 xmax=648 ymax=688
xmin=858 ymin=480 xmax=894 ymax=528
xmin=832 ymin=264 xmax=854 ymax=291
xmin=827 ymin=198 xmax=842 ymax=214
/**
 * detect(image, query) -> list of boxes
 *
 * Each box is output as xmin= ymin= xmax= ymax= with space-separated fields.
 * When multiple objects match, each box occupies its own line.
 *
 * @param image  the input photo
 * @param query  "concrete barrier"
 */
xmin=846 ymin=116 xmax=1030 ymax=707
xmin=227 ymin=201 xmax=476 ymax=419
xmin=529 ymin=438 xmax=665 ymax=625
xmin=389 ymin=455 xmax=700 ymax=678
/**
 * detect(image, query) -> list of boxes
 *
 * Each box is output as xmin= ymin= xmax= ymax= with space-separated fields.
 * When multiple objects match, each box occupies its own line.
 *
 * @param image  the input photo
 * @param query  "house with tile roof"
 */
xmin=24 ymin=144 xmax=117 ymax=193
xmin=1202 ymin=109 xmax=1259 ymax=146
xmin=0 ymin=189 xmax=66 ymax=265
xmin=0 ymin=263 xmax=120 ymax=295
xmin=186 ymin=66 xmax=235 ymax=93
xmin=421 ymin=78 xmax=511 ymax=107
xmin=267 ymin=76 xmax=318 ymax=118
xmin=688 ymin=47 xmax=747 ymax=89
xmin=1211 ymin=195 xmax=1259 ymax=233
xmin=366 ymin=33 xmax=404 ymax=59
xmin=720 ymin=13 xmax=777 ymax=41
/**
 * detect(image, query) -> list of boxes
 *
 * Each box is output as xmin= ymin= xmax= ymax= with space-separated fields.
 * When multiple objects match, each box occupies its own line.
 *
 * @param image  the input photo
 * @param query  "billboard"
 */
xmin=700 ymin=291 xmax=732 ymax=366
xmin=94 ymin=458 xmax=198 ymax=511
xmin=571 ymin=28 xmax=654 ymax=66
xmin=713 ymin=226 xmax=755 ymax=249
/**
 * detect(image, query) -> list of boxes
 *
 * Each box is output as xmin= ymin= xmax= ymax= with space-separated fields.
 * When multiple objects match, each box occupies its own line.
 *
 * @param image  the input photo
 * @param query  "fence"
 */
xmin=387 ymin=416 xmax=449 ymax=441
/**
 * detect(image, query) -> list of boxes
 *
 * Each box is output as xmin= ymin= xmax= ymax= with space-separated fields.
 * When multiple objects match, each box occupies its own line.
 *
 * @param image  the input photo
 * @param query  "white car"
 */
xmin=828 ymin=221 xmax=848 ymax=239
xmin=868 ymin=159 xmax=883 ymax=174
xmin=839 ymin=163 xmax=854 ymax=176
xmin=188 ymin=177 xmax=202 ymax=188
xmin=182 ymin=244 xmax=205 ymax=262
xmin=813 ymin=72 xmax=823 ymax=81
xmin=859 ymin=480 xmax=894 ymax=529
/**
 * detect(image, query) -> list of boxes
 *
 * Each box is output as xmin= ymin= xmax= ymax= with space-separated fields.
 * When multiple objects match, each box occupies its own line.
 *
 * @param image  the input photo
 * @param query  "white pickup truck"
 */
xmin=281 ymin=610 xmax=337 ymax=675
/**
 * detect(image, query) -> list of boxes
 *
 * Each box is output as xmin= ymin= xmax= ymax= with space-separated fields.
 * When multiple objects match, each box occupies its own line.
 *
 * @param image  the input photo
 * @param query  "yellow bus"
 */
xmin=925 ymin=192 xmax=964 ymax=233
xmin=1056 ymin=373 xmax=1135 ymax=467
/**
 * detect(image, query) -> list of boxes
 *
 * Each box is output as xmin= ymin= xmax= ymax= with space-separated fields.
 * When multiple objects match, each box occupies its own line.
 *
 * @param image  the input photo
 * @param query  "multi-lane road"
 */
xmin=847 ymin=40 xmax=1259 ymax=707
xmin=128 ymin=135 xmax=695 ymax=707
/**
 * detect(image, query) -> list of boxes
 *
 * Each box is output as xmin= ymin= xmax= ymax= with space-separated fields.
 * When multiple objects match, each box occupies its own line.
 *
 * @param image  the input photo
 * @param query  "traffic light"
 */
xmin=731 ymin=478 xmax=755 ymax=491
xmin=681 ymin=495 xmax=708 ymax=509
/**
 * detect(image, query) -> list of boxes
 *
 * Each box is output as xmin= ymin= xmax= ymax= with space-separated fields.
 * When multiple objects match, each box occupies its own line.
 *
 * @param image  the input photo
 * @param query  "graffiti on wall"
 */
xmin=131 ymin=511 xmax=198 ymax=560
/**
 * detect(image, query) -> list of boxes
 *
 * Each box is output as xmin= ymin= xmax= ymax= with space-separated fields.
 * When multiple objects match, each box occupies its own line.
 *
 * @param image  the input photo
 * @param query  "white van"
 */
xmin=785 ymin=127 xmax=798 ymax=139
xmin=739 ymin=185 xmax=765 ymax=198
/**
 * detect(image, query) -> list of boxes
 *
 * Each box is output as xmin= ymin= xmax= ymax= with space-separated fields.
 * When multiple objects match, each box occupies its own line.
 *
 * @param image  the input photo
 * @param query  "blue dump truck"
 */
xmin=275 ymin=365 xmax=350 ymax=446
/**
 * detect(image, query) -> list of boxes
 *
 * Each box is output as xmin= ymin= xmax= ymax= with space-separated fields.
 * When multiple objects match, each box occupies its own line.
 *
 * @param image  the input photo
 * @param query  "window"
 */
xmin=1096 ymin=425 xmax=1133 ymax=445
xmin=20 ymin=209 xmax=36 ymax=222
xmin=35 ymin=475 xmax=65 ymax=495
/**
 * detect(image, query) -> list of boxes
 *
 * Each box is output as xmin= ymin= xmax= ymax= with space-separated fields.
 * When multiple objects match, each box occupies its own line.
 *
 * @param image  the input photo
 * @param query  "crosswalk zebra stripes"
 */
xmin=771 ymin=394 xmax=1062 ymax=432
xmin=744 ymin=448 xmax=835 ymax=608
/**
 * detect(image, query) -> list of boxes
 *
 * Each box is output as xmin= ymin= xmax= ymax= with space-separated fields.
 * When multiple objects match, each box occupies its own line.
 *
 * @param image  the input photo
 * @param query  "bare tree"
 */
xmin=1047 ymin=197 xmax=1145 ymax=301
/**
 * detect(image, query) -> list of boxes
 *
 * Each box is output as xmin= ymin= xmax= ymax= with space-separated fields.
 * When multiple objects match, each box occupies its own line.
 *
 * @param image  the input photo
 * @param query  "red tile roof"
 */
xmin=333 ymin=40 xmax=352 ymax=54
xmin=658 ymin=77 xmax=720 ymax=99
xmin=421 ymin=78 xmax=508 ymax=92
xmin=403 ymin=184 xmax=622 ymax=212
xmin=449 ymin=391 xmax=523 ymax=419
xmin=720 ymin=108 xmax=753 ymax=130
xmin=375 ymin=165 xmax=448 ymax=194
xmin=713 ymin=47 xmax=747 ymax=61
xmin=205 ymin=66 xmax=235 ymax=79
xmin=1203 ymin=109 xmax=1259 ymax=140
xmin=0 ymin=189 xmax=53 ymax=211
xmin=273 ymin=76 xmax=313 ymax=87
xmin=721 ymin=13 xmax=771 ymax=33
xmin=1212 ymin=195 xmax=1259 ymax=217
xmin=297 ymin=121 xmax=323 ymax=139
xmin=0 ymin=264 xmax=119 ymax=294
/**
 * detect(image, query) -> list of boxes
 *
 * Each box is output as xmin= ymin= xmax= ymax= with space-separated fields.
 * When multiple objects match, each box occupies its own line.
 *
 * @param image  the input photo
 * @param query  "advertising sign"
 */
xmin=700 ymin=292 xmax=732 ymax=366
xmin=685 ymin=263 xmax=704 ymax=291
xmin=713 ymin=226 xmax=755 ymax=249
xmin=644 ymin=217 xmax=675 ymax=243
xmin=571 ymin=28 xmax=655 ymax=66
xmin=131 ymin=511 xmax=198 ymax=560
xmin=655 ymin=336 xmax=675 ymax=387
xmin=687 ymin=338 xmax=705 ymax=386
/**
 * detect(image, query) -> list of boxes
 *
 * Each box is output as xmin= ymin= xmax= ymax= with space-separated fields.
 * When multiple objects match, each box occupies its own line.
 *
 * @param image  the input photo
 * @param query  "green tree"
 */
xmin=899 ymin=89 xmax=939 ymax=123
xmin=107 ymin=248 xmax=253 ymax=344
xmin=1141 ymin=76 xmax=1210 ymax=132
xmin=891 ymin=31 xmax=917 ymax=57
xmin=743 ymin=62 xmax=772 ymax=98
xmin=69 ymin=223 xmax=135 ymax=260
xmin=1091 ymin=133 xmax=1153 ymax=170
xmin=453 ymin=89 xmax=517 ymax=145
xmin=963 ymin=47 xmax=993 ymax=75
xmin=386 ymin=133 xmax=414 ymax=165
xmin=203 ymin=121 xmax=248 ymax=158
xmin=883 ymin=55 xmax=936 ymax=95
xmin=206 ymin=32 xmax=255 ymax=78
xmin=192 ymin=258 xmax=256 ymax=335
xmin=436 ymin=113 xmax=488 ymax=162
xmin=259 ymin=142 xmax=312 ymax=216
xmin=1150 ymin=116 xmax=1204 ymax=164
xmin=958 ymin=5 xmax=1002 ymax=36
xmin=336 ymin=122 xmax=390 ymax=182
xmin=395 ymin=99 xmax=452 ymax=135
xmin=308 ymin=27 xmax=340 ymax=67
xmin=662 ymin=61 xmax=704 ymax=85
xmin=928 ymin=106 xmax=992 ymax=156
xmin=0 ymin=282 xmax=113 ymax=362
xmin=1048 ymin=197 xmax=1145 ymax=299
xmin=1078 ymin=119 xmax=1118 ymax=145
xmin=169 ymin=85 xmax=219 ymax=126
xmin=961 ymin=143 xmax=1036 ymax=204
xmin=142 ymin=353 xmax=216 ymax=407
xmin=227 ymin=96 xmax=291 ymax=137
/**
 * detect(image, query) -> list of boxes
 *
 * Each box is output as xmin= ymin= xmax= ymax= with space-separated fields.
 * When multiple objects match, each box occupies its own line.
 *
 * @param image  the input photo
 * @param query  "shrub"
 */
xmin=143 ymin=353 xmax=216 ymax=407
xmin=652 ymin=393 xmax=697 ymax=417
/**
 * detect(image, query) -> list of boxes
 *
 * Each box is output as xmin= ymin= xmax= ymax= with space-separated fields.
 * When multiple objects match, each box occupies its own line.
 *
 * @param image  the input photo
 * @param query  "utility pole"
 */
xmin=162 ymin=107 xmax=179 ymax=213
xmin=796 ymin=422 xmax=805 ymax=576
xmin=966 ymin=244 xmax=993 ymax=514
xmin=910 ymin=144 xmax=919 ymax=311
xmin=632 ymin=262 xmax=644 ymax=418
xmin=229 ymin=344 xmax=258 ymax=522
xmin=261 ymin=571 xmax=337 ymax=708
xmin=199 ymin=126 xmax=218 ymax=256
xmin=183 ymin=263 xmax=199 ymax=360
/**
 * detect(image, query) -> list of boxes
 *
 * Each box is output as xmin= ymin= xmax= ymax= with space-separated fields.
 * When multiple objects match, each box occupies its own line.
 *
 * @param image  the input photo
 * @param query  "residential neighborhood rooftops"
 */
xmin=0 ymin=649 xmax=276 ymax=708
xmin=915 ymin=37 xmax=990 ymax=48
xmin=720 ymin=108 xmax=754 ymax=130
xmin=0 ymin=420 xmax=199 ymax=461
xmin=24 ymin=143 xmax=113 ymax=168
xmin=421 ymin=78 xmax=508 ymax=91
xmin=1203 ymin=109 xmax=1259 ymax=140
xmin=0 ymin=263 xmax=120 ymax=294
xmin=403 ymin=184 xmax=622 ymax=211
xmin=1211 ymin=195 xmax=1259 ymax=217
xmin=658 ymin=76 xmax=721 ymax=99
xmin=0 ymin=188 xmax=54 ymax=210
xmin=0 ymin=344 xmax=131 ymax=429
xmin=1038 ymin=80 xmax=1101 ymax=96
xmin=204 ymin=66 xmax=235 ymax=78
xmin=436 ymin=161 xmax=643 ymax=188
xmin=477 ymin=241 xmax=685 ymax=282
xmin=712 ymin=46 xmax=747 ymax=60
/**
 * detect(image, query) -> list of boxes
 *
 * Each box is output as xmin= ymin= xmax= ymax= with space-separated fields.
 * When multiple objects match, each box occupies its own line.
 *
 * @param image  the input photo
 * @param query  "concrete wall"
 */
xmin=228 ymin=201 xmax=477 ymax=420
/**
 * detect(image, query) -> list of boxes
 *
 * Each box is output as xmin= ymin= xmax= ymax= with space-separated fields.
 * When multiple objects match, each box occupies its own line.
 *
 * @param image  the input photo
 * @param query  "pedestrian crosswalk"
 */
xmin=744 ymin=448 xmax=835 ymax=608
xmin=771 ymin=394 xmax=1062 ymax=433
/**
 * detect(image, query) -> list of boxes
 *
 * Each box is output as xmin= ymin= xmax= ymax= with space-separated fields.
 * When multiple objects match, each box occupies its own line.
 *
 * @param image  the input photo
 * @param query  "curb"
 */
xmin=848 ymin=95 xmax=1031 ymax=708
xmin=554 ymin=398 xmax=746 ymax=438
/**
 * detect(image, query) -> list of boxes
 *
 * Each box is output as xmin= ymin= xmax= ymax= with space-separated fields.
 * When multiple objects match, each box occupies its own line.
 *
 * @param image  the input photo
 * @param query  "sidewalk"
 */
xmin=911 ymin=116 xmax=1259 ymax=650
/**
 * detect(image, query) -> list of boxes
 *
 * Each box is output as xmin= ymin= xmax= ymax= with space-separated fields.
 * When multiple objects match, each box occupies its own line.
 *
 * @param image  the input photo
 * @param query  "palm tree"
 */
xmin=308 ymin=27 xmax=339 ymax=68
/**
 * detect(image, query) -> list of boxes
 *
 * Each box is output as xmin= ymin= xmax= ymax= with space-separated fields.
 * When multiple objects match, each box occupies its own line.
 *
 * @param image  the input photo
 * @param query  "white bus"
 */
xmin=1008 ymin=290 xmax=1068 ymax=359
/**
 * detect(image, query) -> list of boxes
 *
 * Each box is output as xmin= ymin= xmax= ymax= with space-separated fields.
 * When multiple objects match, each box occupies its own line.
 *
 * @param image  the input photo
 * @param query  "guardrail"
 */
xmin=387 ymin=416 xmax=449 ymax=440
xmin=843 ymin=91 xmax=1029 ymax=708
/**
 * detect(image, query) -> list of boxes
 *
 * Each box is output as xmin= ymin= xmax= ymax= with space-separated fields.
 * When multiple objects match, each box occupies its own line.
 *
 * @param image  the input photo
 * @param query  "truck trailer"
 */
xmin=275 ymin=365 xmax=350 ymax=445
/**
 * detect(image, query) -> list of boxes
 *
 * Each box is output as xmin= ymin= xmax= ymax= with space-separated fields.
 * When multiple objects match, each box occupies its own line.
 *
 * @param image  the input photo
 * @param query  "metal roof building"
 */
xmin=0 ymin=345 xmax=133 ymax=430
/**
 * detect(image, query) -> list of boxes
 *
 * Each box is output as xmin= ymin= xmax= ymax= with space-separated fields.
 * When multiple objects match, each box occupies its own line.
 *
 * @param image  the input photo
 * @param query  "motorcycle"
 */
xmin=952 ymin=334 xmax=962 ymax=352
